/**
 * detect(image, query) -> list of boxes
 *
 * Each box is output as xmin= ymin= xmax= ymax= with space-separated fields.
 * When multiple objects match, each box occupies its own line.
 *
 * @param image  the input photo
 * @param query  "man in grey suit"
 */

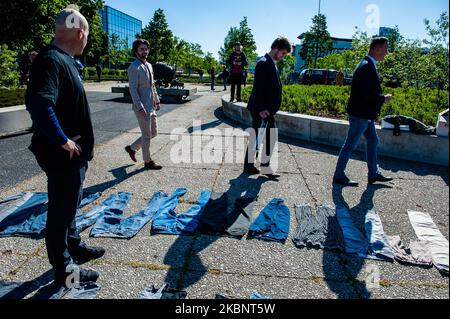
xmin=125 ymin=39 xmax=162 ymax=170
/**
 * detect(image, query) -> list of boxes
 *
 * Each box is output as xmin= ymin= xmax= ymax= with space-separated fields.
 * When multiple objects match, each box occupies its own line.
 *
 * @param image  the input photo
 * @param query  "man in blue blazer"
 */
xmin=244 ymin=37 xmax=292 ymax=179
xmin=333 ymin=37 xmax=393 ymax=187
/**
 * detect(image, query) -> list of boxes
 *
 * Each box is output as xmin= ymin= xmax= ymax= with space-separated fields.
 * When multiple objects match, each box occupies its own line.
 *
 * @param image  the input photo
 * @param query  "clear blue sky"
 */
xmin=104 ymin=0 xmax=448 ymax=58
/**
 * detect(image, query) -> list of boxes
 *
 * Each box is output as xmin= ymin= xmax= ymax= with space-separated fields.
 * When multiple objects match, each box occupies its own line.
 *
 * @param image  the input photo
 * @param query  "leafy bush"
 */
xmin=85 ymin=67 xmax=96 ymax=76
xmin=0 ymin=44 xmax=20 ymax=88
xmin=242 ymin=84 xmax=448 ymax=126
xmin=0 ymin=88 xmax=26 ymax=108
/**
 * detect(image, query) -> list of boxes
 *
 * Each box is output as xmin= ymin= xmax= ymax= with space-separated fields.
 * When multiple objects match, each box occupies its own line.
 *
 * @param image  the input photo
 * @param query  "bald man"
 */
xmin=26 ymin=8 xmax=104 ymax=288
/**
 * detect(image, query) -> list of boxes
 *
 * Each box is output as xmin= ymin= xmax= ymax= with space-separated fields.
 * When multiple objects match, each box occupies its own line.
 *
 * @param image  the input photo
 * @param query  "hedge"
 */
xmin=241 ymin=84 xmax=448 ymax=126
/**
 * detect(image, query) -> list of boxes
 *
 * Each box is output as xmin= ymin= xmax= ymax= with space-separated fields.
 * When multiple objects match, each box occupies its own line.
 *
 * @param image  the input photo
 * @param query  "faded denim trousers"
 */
xmin=248 ymin=198 xmax=290 ymax=243
xmin=334 ymin=116 xmax=380 ymax=180
xmin=90 ymin=191 xmax=166 ymax=239
xmin=152 ymin=188 xmax=212 ymax=235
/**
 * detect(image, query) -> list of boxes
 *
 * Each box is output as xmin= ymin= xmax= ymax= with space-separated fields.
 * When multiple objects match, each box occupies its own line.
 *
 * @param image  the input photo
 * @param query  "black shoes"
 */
xmin=54 ymin=265 xmax=100 ymax=288
xmin=264 ymin=173 xmax=281 ymax=180
xmin=369 ymin=174 xmax=394 ymax=184
xmin=243 ymin=166 xmax=260 ymax=175
xmin=125 ymin=146 xmax=137 ymax=163
xmin=71 ymin=245 xmax=106 ymax=265
xmin=145 ymin=161 xmax=163 ymax=170
xmin=333 ymin=177 xmax=359 ymax=187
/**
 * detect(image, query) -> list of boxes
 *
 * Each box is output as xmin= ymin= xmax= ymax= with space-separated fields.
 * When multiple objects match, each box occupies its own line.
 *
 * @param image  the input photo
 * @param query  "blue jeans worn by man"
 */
xmin=334 ymin=116 xmax=380 ymax=181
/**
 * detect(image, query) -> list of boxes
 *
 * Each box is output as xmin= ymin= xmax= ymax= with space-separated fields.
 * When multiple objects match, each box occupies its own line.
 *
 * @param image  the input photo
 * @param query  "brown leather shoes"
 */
xmin=144 ymin=161 xmax=162 ymax=170
xmin=125 ymin=146 xmax=137 ymax=163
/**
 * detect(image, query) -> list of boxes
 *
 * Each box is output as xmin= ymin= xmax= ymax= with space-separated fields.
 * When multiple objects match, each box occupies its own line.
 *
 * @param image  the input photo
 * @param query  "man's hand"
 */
xmin=139 ymin=108 xmax=148 ymax=116
xmin=384 ymin=94 xmax=393 ymax=104
xmin=154 ymin=102 xmax=161 ymax=111
xmin=62 ymin=139 xmax=82 ymax=159
xmin=259 ymin=110 xmax=270 ymax=119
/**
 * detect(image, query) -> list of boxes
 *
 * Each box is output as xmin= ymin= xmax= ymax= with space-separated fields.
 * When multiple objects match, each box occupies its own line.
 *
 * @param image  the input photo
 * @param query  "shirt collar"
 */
xmin=367 ymin=54 xmax=377 ymax=66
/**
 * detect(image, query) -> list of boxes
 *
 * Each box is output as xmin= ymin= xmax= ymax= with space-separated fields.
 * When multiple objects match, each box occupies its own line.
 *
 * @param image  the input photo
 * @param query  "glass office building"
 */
xmin=99 ymin=6 xmax=142 ymax=49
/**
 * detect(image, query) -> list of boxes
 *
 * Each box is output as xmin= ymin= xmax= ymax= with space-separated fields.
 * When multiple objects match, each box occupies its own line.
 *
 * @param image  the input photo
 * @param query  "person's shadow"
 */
xmin=163 ymin=172 xmax=271 ymax=290
xmin=83 ymin=165 xmax=145 ymax=195
xmin=324 ymin=183 xmax=392 ymax=299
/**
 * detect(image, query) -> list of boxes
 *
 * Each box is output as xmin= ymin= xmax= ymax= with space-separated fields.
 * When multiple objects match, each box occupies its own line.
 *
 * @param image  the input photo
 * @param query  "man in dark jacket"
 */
xmin=244 ymin=37 xmax=291 ymax=179
xmin=228 ymin=42 xmax=248 ymax=102
xmin=26 ymin=8 xmax=104 ymax=288
xmin=333 ymin=37 xmax=393 ymax=187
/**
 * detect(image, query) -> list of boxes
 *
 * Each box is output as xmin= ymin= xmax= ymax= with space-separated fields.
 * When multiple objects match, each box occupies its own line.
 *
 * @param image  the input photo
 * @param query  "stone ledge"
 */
xmin=222 ymin=96 xmax=449 ymax=167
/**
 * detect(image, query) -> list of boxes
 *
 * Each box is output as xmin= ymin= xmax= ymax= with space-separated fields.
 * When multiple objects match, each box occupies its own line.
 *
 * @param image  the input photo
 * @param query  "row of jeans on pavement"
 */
xmin=293 ymin=204 xmax=448 ymax=274
xmin=0 ymin=189 xmax=290 ymax=243
xmin=1 ymin=191 xmax=448 ymax=273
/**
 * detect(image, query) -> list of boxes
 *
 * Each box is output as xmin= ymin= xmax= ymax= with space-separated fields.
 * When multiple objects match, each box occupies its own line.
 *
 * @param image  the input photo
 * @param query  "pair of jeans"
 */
xmin=336 ymin=207 xmax=394 ymax=261
xmin=408 ymin=210 xmax=449 ymax=273
xmin=334 ymin=115 xmax=380 ymax=180
xmin=197 ymin=193 xmax=257 ymax=239
xmin=248 ymin=198 xmax=290 ymax=243
xmin=151 ymin=188 xmax=212 ymax=235
xmin=0 ymin=191 xmax=101 ymax=237
xmin=292 ymin=204 xmax=345 ymax=251
xmin=0 ymin=192 xmax=48 ymax=236
xmin=90 ymin=191 xmax=166 ymax=239
xmin=75 ymin=192 xmax=131 ymax=233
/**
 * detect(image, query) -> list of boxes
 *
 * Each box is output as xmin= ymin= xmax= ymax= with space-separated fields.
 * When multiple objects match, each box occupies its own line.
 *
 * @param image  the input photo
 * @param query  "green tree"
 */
xmin=277 ymin=54 xmax=296 ymax=82
xmin=139 ymin=9 xmax=174 ymax=63
xmin=107 ymin=34 xmax=129 ymax=69
xmin=0 ymin=0 xmax=106 ymax=63
xmin=168 ymin=37 xmax=188 ymax=72
xmin=299 ymin=14 xmax=333 ymax=68
xmin=0 ymin=44 xmax=20 ymax=88
xmin=218 ymin=17 xmax=257 ymax=68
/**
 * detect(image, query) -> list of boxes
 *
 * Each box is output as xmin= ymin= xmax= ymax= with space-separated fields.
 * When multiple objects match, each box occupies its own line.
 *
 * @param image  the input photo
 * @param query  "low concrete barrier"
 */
xmin=0 ymin=105 xmax=32 ymax=136
xmin=222 ymin=96 xmax=449 ymax=167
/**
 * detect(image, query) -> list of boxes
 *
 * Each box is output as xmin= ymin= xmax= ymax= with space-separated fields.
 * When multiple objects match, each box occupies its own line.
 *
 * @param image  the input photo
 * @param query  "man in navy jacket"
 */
xmin=333 ymin=37 xmax=393 ymax=187
xmin=244 ymin=37 xmax=292 ymax=179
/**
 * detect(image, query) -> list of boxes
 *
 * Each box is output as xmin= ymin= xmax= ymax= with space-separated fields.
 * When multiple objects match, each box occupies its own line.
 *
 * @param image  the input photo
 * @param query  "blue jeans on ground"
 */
xmin=248 ymin=198 xmax=290 ymax=243
xmin=334 ymin=116 xmax=380 ymax=180
xmin=90 ymin=191 xmax=167 ymax=239
xmin=76 ymin=192 xmax=130 ymax=233
xmin=0 ymin=192 xmax=100 ymax=237
xmin=152 ymin=189 xmax=212 ymax=235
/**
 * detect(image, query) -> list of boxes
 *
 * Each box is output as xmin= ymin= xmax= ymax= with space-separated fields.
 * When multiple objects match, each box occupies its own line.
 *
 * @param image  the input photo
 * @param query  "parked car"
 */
xmin=298 ymin=69 xmax=338 ymax=85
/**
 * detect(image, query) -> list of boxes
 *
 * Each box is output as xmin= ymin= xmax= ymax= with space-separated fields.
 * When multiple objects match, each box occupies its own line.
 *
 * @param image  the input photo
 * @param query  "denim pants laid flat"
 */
xmin=226 ymin=196 xmax=257 ymax=239
xmin=292 ymin=204 xmax=345 ymax=251
xmin=76 ymin=192 xmax=132 ymax=233
xmin=364 ymin=210 xmax=394 ymax=261
xmin=248 ymin=199 xmax=290 ymax=243
xmin=197 ymin=193 xmax=256 ymax=239
xmin=0 ymin=192 xmax=48 ymax=237
xmin=90 ymin=191 xmax=167 ymax=239
xmin=152 ymin=189 xmax=212 ymax=235
xmin=141 ymin=283 xmax=187 ymax=299
xmin=336 ymin=207 xmax=393 ymax=261
xmin=408 ymin=211 xmax=449 ymax=273
xmin=0 ymin=192 xmax=100 ymax=237
xmin=334 ymin=116 xmax=380 ymax=180
xmin=388 ymin=235 xmax=433 ymax=267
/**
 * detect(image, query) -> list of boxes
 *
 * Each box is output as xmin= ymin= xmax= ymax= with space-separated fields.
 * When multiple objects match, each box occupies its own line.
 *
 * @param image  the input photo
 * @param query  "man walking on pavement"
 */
xmin=333 ymin=37 xmax=394 ymax=187
xmin=125 ymin=39 xmax=163 ymax=170
xmin=26 ymin=8 xmax=104 ymax=288
xmin=244 ymin=37 xmax=292 ymax=180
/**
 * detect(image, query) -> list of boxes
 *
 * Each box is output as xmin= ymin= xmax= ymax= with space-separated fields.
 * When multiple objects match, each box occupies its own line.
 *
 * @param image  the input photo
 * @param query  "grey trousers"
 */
xmin=131 ymin=110 xmax=158 ymax=162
